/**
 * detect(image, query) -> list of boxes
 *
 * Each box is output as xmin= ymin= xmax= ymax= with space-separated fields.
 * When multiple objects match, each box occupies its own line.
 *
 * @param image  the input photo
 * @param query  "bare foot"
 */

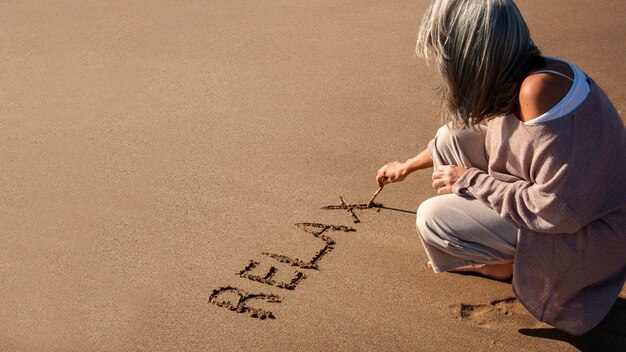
xmin=449 ymin=263 xmax=513 ymax=281
xmin=426 ymin=261 xmax=513 ymax=281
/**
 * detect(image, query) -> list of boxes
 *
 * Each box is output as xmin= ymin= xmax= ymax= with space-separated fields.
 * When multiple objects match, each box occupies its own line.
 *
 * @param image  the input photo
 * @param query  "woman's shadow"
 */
xmin=518 ymin=298 xmax=626 ymax=352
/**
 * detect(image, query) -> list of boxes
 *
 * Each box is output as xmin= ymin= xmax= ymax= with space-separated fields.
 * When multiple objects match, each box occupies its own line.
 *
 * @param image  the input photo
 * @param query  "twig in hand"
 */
xmin=367 ymin=186 xmax=384 ymax=208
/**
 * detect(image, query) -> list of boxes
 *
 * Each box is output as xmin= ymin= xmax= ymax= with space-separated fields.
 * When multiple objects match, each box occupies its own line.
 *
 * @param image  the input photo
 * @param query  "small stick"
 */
xmin=367 ymin=186 xmax=384 ymax=208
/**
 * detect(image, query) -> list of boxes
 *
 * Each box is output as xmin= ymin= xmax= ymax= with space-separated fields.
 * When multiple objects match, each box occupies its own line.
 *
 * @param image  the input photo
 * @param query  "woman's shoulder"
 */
xmin=518 ymin=58 xmax=574 ymax=122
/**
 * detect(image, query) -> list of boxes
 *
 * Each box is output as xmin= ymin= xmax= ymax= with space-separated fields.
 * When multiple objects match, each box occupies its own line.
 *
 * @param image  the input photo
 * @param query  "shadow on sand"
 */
xmin=374 ymin=204 xmax=417 ymax=215
xmin=518 ymin=298 xmax=626 ymax=352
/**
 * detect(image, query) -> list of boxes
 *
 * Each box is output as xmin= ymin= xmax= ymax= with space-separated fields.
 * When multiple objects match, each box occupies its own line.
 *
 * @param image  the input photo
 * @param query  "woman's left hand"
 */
xmin=431 ymin=165 xmax=468 ymax=194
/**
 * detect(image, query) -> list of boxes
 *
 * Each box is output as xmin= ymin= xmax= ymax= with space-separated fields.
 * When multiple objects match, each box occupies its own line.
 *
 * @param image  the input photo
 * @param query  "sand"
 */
xmin=1 ymin=0 xmax=624 ymax=351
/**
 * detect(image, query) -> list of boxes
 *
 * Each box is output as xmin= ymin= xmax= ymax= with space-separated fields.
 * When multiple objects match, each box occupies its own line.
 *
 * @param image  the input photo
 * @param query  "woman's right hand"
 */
xmin=376 ymin=161 xmax=408 ymax=187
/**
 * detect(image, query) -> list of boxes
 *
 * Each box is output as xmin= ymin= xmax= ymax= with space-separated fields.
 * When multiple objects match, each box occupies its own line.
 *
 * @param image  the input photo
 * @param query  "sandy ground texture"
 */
xmin=1 ymin=0 xmax=625 ymax=351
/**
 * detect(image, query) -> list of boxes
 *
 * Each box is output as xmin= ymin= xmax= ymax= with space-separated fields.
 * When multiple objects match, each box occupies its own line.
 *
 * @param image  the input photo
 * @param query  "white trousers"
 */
xmin=416 ymin=124 xmax=518 ymax=273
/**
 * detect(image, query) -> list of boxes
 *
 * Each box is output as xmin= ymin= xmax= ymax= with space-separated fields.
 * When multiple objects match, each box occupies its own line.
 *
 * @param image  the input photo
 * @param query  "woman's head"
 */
xmin=416 ymin=0 xmax=544 ymax=127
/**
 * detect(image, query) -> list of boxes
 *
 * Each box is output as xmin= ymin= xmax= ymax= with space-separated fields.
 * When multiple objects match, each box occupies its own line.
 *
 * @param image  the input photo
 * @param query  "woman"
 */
xmin=377 ymin=0 xmax=626 ymax=335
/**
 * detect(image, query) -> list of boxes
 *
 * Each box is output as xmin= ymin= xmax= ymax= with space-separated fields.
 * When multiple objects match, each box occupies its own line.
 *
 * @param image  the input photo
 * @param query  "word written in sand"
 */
xmin=321 ymin=196 xmax=381 ymax=223
xmin=209 ymin=222 xmax=356 ymax=320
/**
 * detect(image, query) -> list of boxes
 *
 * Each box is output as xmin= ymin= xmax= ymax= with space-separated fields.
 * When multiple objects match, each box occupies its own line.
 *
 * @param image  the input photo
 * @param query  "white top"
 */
xmin=523 ymin=57 xmax=591 ymax=125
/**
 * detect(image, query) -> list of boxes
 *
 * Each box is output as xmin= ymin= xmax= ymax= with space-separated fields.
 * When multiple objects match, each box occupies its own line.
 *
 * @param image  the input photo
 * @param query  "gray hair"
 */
xmin=416 ymin=0 xmax=544 ymax=127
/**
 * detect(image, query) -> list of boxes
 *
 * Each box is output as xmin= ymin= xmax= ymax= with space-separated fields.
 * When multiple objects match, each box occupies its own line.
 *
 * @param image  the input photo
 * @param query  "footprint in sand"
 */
xmin=453 ymin=297 xmax=540 ymax=329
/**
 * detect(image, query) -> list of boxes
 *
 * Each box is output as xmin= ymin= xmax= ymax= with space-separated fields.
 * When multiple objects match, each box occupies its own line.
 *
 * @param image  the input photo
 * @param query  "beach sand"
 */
xmin=1 ymin=0 xmax=624 ymax=351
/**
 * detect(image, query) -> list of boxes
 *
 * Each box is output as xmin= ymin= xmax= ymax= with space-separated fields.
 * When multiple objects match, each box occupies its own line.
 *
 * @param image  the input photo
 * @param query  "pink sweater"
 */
xmin=453 ymin=79 xmax=626 ymax=335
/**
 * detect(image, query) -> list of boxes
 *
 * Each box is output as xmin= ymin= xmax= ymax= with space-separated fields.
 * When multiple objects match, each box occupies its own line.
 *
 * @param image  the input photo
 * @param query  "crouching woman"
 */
xmin=376 ymin=0 xmax=626 ymax=335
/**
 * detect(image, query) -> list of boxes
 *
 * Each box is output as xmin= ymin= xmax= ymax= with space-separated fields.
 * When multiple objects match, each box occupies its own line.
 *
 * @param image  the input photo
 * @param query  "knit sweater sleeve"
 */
xmin=452 ymin=167 xmax=582 ymax=234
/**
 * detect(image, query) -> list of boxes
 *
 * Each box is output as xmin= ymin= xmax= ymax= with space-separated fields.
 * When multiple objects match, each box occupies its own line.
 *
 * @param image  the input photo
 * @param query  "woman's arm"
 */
xmin=376 ymin=148 xmax=433 ymax=187
xmin=453 ymin=168 xmax=581 ymax=234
